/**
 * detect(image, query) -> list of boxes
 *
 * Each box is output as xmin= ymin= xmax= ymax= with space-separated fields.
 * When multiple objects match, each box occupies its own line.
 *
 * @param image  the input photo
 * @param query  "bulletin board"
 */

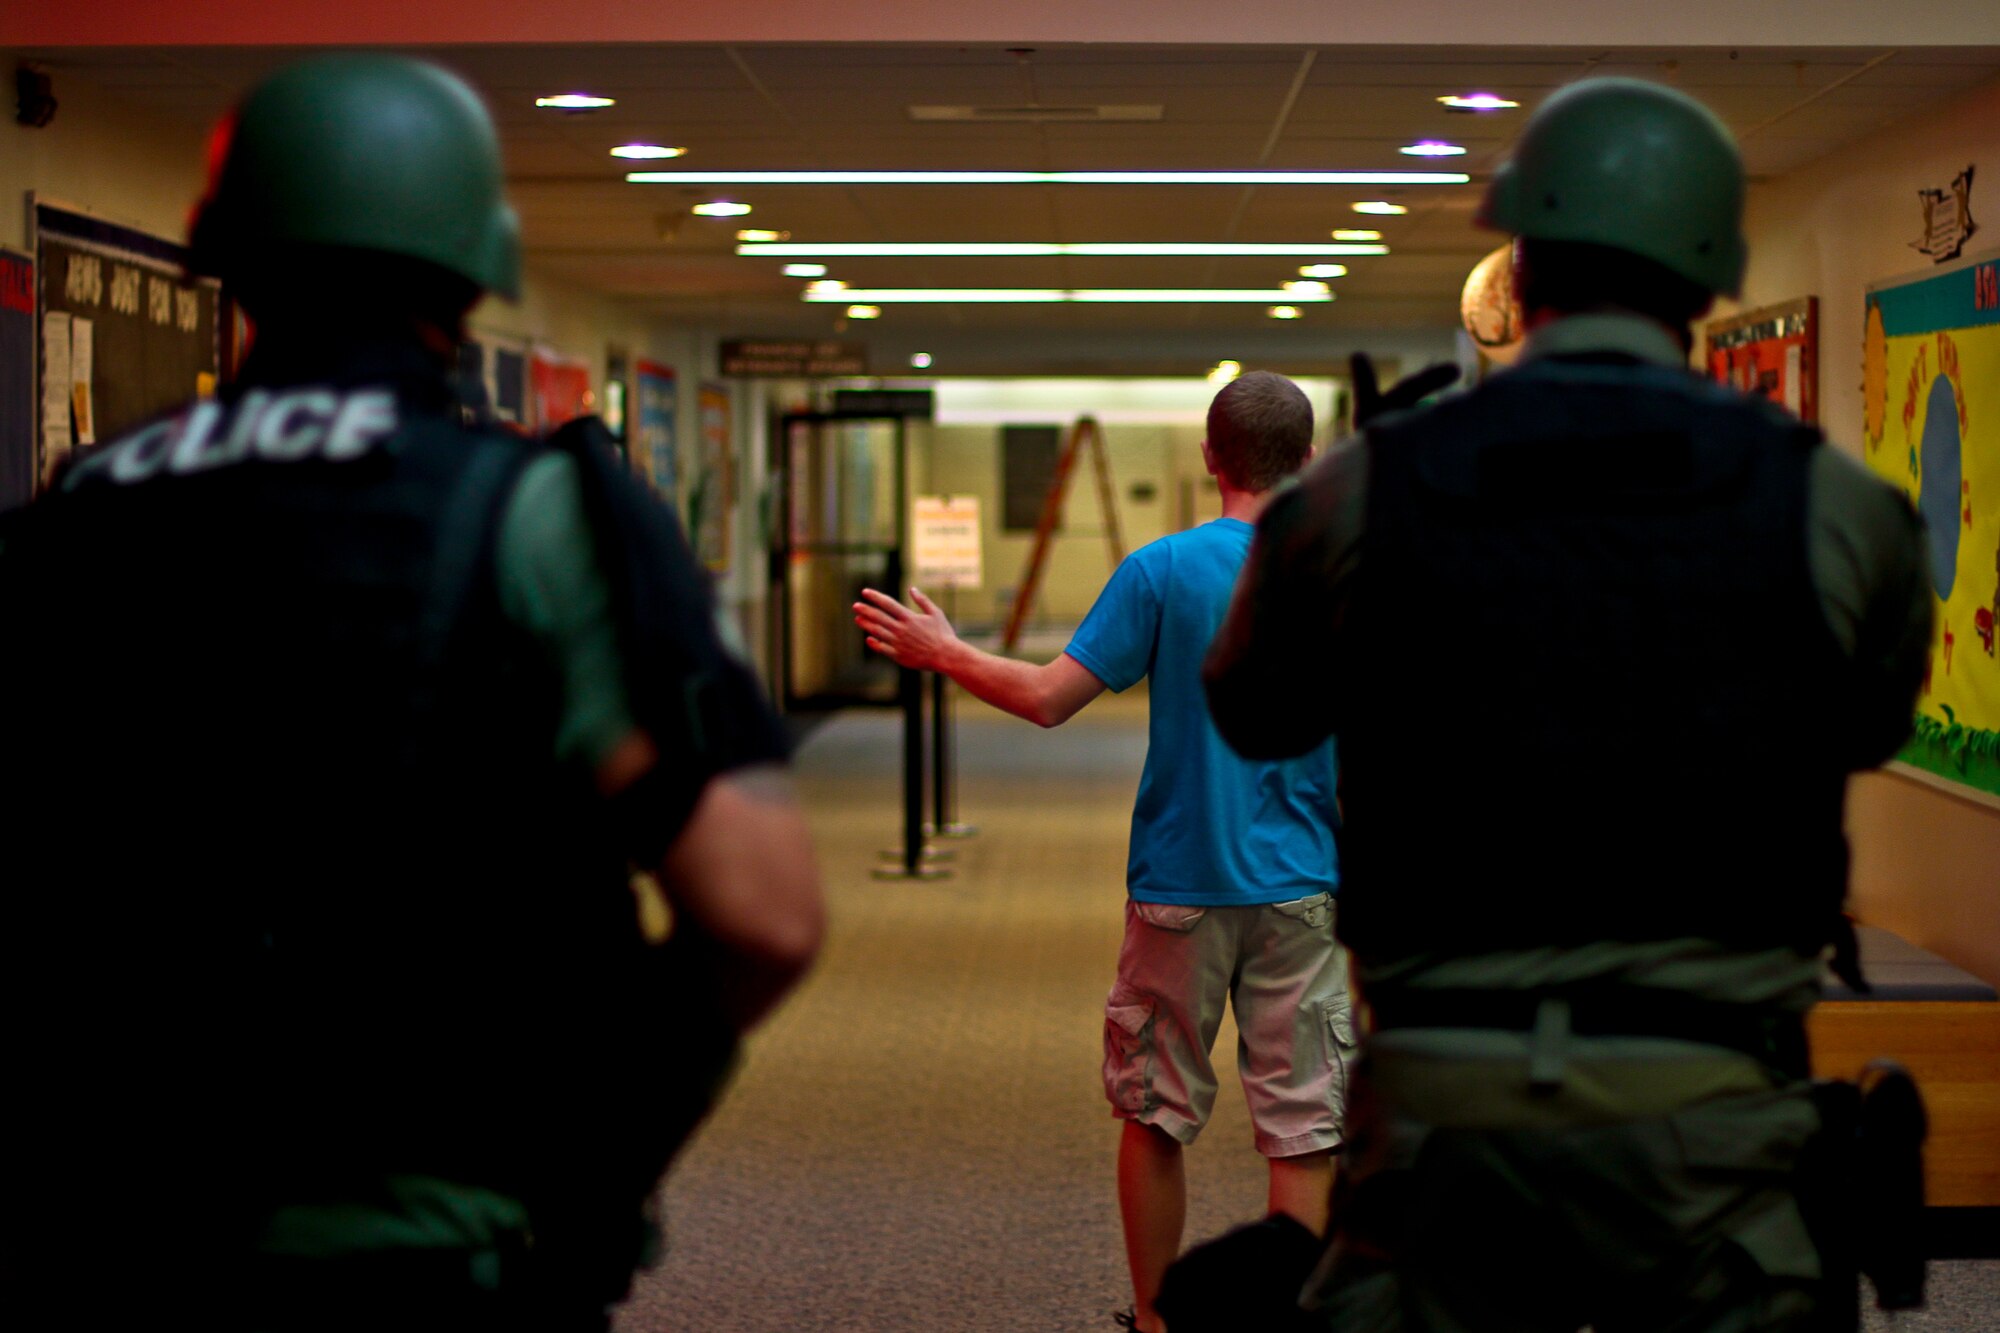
xmin=33 ymin=200 xmax=220 ymax=490
xmin=1704 ymin=296 xmax=1818 ymax=422
xmin=529 ymin=348 xmax=593 ymax=431
xmin=1863 ymin=247 xmax=2000 ymax=797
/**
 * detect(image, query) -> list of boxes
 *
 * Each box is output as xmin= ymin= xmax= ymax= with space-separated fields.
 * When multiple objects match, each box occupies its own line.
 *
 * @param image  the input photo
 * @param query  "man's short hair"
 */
xmin=1207 ymin=371 xmax=1315 ymax=492
xmin=1515 ymin=238 xmax=1714 ymax=331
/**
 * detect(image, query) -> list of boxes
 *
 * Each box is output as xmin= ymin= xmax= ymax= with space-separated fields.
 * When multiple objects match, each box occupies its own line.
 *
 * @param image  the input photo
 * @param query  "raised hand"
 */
xmin=853 ymin=586 xmax=958 ymax=671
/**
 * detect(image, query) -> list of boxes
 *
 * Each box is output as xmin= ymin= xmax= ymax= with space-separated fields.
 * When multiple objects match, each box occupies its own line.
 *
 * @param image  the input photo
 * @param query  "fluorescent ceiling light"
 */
xmin=1332 ymin=229 xmax=1383 ymax=241
xmin=1352 ymin=201 xmax=1410 ymax=215
xmin=631 ymin=170 xmax=1468 ymax=186
xmin=737 ymin=242 xmax=1389 ymax=258
xmin=611 ymin=144 xmax=684 ymax=159
xmin=1401 ymin=142 xmax=1468 ymax=157
xmin=1439 ymin=93 xmax=1519 ymax=111
xmin=1269 ymin=306 xmax=1304 ymax=320
xmin=784 ymin=263 xmax=829 ymax=278
xmin=536 ymin=94 xmax=615 ymax=110
xmin=847 ymin=305 xmax=882 ymax=319
xmin=736 ymin=229 xmax=789 ymax=242
xmin=1297 ymin=264 xmax=1348 ymax=279
xmin=691 ymin=201 xmax=753 ymax=217
xmin=800 ymin=289 xmax=1335 ymax=304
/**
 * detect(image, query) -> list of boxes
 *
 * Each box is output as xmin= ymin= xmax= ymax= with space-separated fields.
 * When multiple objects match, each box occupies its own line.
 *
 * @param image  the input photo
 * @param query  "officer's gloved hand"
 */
xmin=1351 ymin=352 xmax=1461 ymax=427
xmin=1155 ymin=1212 xmax=1324 ymax=1333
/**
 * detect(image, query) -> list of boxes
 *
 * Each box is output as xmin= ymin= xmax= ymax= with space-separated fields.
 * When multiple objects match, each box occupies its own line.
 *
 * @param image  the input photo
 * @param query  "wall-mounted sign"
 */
xmin=831 ymin=387 xmax=934 ymax=419
xmin=911 ymin=494 xmax=983 ymax=589
xmin=720 ymin=339 xmax=867 ymax=377
xmin=1913 ymin=165 xmax=1978 ymax=264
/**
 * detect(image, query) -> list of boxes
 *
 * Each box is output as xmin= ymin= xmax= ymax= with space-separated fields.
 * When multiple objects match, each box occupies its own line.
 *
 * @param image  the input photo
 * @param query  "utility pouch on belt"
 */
xmin=1799 ymin=1060 xmax=1928 ymax=1329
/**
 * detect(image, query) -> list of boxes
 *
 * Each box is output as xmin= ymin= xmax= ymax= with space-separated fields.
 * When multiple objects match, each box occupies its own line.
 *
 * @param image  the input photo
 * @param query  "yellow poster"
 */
xmin=1864 ymin=246 xmax=2000 ymax=795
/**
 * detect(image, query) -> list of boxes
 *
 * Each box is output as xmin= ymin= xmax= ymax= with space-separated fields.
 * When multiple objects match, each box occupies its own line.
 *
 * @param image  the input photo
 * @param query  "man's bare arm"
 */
xmin=854 ymin=586 xmax=1105 ymax=727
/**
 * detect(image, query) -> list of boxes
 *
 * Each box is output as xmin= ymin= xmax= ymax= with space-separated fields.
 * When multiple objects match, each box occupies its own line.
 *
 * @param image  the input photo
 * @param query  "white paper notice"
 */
xmin=70 ymin=316 xmax=95 ymax=445
xmin=1782 ymin=345 xmax=1803 ymax=418
xmin=41 ymin=311 xmax=74 ymax=475
xmin=912 ymin=495 xmax=984 ymax=588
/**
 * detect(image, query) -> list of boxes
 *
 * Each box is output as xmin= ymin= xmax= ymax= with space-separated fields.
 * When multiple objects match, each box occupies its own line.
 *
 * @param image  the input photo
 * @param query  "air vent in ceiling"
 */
xmin=909 ymin=104 xmax=1163 ymax=123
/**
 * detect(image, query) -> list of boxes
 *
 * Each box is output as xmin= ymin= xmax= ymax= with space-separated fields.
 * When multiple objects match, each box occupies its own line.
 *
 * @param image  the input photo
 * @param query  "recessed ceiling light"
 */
xmin=1269 ymin=306 xmax=1304 ymax=320
xmin=1283 ymin=280 xmax=1332 ymax=297
xmin=1332 ymin=229 xmax=1384 ymax=241
xmin=1439 ymin=93 xmax=1520 ymax=112
xmin=629 ymin=169 xmax=1468 ymax=186
xmin=847 ymin=305 xmax=883 ymax=320
xmin=737 ymin=229 xmax=790 ymax=242
xmin=806 ymin=279 xmax=849 ymax=294
xmin=1352 ymin=202 xmax=1410 ymax=216
xmin=1207 ymin=360 xmax=1242 ymax=384
xmin=911 ymin=352 xmax=933 ymax=369
xmin=1401 ymin=141 xmax=1468 ymax=158
xmin=800 ymin=289 xmax=1336 ymax=305
xmin=611 ymin=144 xmax=685 ymax=159
xmin=1298 ymin=264 xmax=1348 ymax=279
xmin=784 ymin=263 xmax=829 ymax=278
xmin=736 ymin=241 xmax=1388 ymax=258
xmin=536 ymin=94 xmax=615 ymax=110
xmin=691 ymin=201 xmax=753 ymax=218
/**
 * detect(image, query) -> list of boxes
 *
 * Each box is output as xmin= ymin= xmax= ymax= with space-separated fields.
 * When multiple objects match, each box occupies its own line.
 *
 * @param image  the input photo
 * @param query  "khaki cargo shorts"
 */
xmin=1102 ymin=892 xmax=1355 ymax=1157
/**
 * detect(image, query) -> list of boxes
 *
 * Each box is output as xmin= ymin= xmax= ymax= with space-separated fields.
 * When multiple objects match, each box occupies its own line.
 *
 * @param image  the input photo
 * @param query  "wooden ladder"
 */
xmin=1001 ymin=416 xmax=1124 ymax=653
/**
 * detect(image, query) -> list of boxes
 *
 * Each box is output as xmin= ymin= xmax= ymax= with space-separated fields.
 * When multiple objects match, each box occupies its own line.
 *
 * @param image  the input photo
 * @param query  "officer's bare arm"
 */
xmin=853 ymin=586 xmax=1105 ymax=728
xmin=600 ymin=736 xmax=825 ymax=1033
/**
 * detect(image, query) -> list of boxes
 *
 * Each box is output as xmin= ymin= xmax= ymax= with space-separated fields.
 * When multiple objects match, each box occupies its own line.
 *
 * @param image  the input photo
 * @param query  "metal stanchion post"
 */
xmin=928 ymin=586 xmax=978 ymax=840
xmin=875 ymin=660 xmax=950 ymax=880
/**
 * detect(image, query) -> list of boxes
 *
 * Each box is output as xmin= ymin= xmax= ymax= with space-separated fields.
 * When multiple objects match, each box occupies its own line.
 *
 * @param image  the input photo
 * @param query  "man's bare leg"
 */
xmin=1117 ymin=1120 xmax=1186 ymax=1333
xmin=1267 ymin=1148 xmax=1336 ymax=1235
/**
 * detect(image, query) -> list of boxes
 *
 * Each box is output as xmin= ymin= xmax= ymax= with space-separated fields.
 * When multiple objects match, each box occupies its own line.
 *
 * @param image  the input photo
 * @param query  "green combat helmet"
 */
xmin=189 ymin=53 xmax=520 ymax=299
xmin=1477 ymin=77 xmax=1746 ymax=298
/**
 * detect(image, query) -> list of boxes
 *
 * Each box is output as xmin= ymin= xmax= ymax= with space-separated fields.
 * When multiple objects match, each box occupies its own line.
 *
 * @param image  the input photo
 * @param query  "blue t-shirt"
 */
xmin=1065 ymin=518 xmax=1339 ymax=906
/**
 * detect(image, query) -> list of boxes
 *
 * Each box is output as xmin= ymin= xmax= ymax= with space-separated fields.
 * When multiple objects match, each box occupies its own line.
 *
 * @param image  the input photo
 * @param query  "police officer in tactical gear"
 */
xmin=0 ymin=55 xmax=823 ymax=1330
xmin=1197 ymin=78 xmax=1932 ymax=1331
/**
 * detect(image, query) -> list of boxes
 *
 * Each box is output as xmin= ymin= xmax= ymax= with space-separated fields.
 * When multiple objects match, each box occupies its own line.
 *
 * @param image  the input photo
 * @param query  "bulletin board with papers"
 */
xmin=33 ymin=200 xmax=221 ymax=491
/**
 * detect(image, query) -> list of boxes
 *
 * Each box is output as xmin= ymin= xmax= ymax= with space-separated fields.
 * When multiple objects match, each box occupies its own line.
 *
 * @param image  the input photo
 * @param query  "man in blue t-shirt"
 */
xmin=854 ymin=372 xmax=1348 ymax=1333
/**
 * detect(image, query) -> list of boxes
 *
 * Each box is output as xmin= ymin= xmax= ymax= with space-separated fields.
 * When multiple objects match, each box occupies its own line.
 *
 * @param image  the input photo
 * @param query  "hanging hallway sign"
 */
xmin=720 ymin=339 xmax=867 ymax=377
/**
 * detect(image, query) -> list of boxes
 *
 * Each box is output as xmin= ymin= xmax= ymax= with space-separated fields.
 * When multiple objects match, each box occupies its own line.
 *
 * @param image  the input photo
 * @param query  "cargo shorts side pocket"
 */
xmin=1132 ymin=902 xmax=1208 ymax=933
xmin=1318 ymin=992 xmax=1362 ymax=1135
xmin=1104 ymin=985 xmax=1160 ymax=1116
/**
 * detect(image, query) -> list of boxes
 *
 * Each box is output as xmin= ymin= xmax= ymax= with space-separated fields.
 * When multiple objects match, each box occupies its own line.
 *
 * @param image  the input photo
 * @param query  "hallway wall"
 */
xmin=1741 ymin=72 xmax=2000 ymax=986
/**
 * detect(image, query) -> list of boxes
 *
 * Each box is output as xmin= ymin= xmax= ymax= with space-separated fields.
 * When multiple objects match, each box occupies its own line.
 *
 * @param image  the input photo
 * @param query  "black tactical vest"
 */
xmin=1331 ymin=357 xmax=1854 ymax=964
xmin=3 ymin=358 xmax=650 ymax=1200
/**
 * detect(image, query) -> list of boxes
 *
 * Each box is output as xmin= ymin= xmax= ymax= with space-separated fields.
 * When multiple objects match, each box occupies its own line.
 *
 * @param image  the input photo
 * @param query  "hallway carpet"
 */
xmin=615 ymin=693 xmax=1999 ymax=1332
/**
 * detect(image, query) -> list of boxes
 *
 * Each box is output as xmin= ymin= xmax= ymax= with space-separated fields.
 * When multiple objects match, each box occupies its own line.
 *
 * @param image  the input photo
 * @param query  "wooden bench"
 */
xmin=1808 ymin=926 xmax=2000 ymax=1208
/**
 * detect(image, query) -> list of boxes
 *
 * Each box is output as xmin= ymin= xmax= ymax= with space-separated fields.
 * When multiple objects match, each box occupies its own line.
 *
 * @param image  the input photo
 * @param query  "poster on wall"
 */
xmin=1 ymin=247 xmax=33 ymax=511
xmin=691 ymin=383 xmax=732 ymax=572
xmin=33 ymin=201 xmax=220 ymax=489
xmin=634 ymin=359 xmax=677 ymax=498
xmin=1863 ymin=246 xmax=2000 ymax=797
xmin=1704 ymin=296 xmax=1818 ymax=422
xmin=529 ymin=348 xmax=593 ymax=432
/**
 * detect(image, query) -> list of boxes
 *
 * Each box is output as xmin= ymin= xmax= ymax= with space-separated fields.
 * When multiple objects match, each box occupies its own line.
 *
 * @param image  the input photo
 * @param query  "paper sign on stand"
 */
xmin=912 ymin=495 xmax=984 ymax=589
xmin=70 ymin=316 xmax=95 ymax=445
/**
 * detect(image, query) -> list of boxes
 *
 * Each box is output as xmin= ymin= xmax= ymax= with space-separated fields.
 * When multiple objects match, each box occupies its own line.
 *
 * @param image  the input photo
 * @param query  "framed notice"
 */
xmin=912 ymin=495 xmax=983 ymax=589
xmin=32 ymin=199 xmax=221 ymax=490
xmin=1863 ymin=248 xmax=2000 ymax=796
xmin=1704 ymin=296 xmax=1818 ymax=422
xmin=634 ymin=359 xmax=677 ymax=498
